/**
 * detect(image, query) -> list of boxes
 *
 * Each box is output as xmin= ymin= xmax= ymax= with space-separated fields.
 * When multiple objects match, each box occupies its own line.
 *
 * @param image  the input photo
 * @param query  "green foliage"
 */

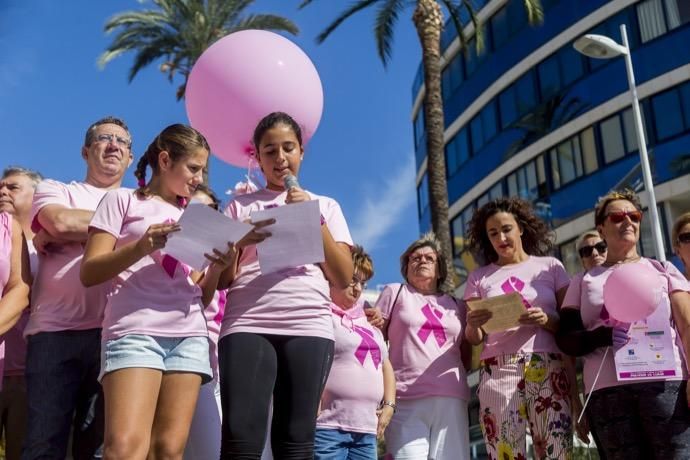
xmin=100 ymin=0 xmax=299 ymax=100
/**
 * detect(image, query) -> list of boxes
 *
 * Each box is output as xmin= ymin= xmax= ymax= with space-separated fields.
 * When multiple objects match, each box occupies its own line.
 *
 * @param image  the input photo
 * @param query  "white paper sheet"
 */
xmin=251 ymin=200 xmax=324 ymax=275
xmin=164 ymin=203 xmax=253 ymax=270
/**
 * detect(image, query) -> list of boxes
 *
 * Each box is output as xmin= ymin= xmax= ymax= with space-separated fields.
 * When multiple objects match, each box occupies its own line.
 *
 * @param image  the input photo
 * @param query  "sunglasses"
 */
xmin=579 ymin=241 xmax=608 ymax=258
xmin=678 ymin=232 xmax=690 ymax=245
xmin=605 ymin=210 xmax=643 ymax=224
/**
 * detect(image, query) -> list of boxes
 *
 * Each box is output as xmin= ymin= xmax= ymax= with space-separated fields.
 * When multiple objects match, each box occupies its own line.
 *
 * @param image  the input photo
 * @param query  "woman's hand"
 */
xmin=376 ymin=405 xmax=394 ymax=439
xmin=365 ymin=306 xmax=385 ymax=329
xmin=239 ymin=218 xmax=275 ymax=248
xmin=518 ymin=307 xmax=558 ymax=331
xmin=204 ymin=243 xmax=238 ymax=273
xmin=467 ymin=309 xmax=492 ymax=330
xmin=135 ymin=222 xmax=180 ymax=256
xmin=285 ymin=186 xmax=310 ymax=204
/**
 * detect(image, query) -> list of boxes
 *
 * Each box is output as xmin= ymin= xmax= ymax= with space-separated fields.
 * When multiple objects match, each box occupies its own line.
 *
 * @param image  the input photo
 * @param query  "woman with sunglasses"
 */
xmin=576 ymin=231 xmax=607 ymax=271
xmin=374 ymin=233 xmax=471 ymax=460
xmin=463 ymin=197 xmax=576 ymax=460
xmin=557 ymin=189 xmax=690 ymax=459
xmin=672 ymin=212 xmax=690 ymax=279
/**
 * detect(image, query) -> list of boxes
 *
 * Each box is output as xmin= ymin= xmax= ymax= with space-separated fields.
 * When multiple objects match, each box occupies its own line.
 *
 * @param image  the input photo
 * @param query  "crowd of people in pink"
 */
xmin=2 ymin=112 xmax=690 ymax=460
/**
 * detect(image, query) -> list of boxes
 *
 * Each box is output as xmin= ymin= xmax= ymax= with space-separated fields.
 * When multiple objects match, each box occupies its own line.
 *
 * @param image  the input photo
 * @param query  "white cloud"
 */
xmin=350 ymin=154 xmax=417 ymax=250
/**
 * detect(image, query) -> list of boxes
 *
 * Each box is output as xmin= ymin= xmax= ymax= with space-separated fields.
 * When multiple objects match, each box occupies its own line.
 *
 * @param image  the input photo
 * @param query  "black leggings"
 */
xmin=218 ymin=333 xmax=334 ymax=460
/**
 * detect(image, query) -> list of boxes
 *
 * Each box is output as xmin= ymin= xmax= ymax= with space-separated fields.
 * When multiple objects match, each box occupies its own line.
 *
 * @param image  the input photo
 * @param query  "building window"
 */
xmin=581 ymin=127 xmax=599 ymax=174
xmin=681 ymin=81 xmax=690 ymax=128
xmin=417 ymin=174 xmax=429 ymax=217
xmin=600 ymin=115 xmax=626 ymax=163
xmin=499 ymin=85 xmax=518 ymax=128
xmin=491 ymin=6 xmax=510 ymax=50
xmin=442 ymin=54 xmax=464 ymax=103
xmin=507 ymin=157 xmax=546 ymax=201
xmin=652 ymin=88 xmax=684 ymax=141
xmin=560 ymin=47 xmax=585 ymax=87
xmin=550 ymin=128 xmax=598 ymax=189
xmin=481 ymin=103 xmax=498 ymax=143
xmin=515 ymin=73 xmax=537 ymax=117
xmin=665 ymin=0 xmax=690 ymax=28
xmin=413 ymin=106 xmax=425 ymax=149
xmin=637 ymin=0 xmax=668 ymax=43
xmin=470 ymin=114 xmax=484 ymax=154
xmin=538 ymin=54 xmax=561 ymax=101
xmin=559 ymin=239 xmax=581 ymax=275
xmin=445 ymin=128 xmax=470 ymax=177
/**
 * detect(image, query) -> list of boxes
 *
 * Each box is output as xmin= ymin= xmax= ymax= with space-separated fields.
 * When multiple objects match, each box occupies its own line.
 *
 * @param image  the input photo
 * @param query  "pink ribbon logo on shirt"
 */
xmin=159 ymin=254 xmax=191 ymax=279
xmin=501 ymin=276 xmax=533 ymax=309
xmin=353 ymin=326 xmax=382 ymax=369
xmin=417 ymin=304 xmax=447 ymax=347
xmin=214 ymin=290 xmax=227 ymax=325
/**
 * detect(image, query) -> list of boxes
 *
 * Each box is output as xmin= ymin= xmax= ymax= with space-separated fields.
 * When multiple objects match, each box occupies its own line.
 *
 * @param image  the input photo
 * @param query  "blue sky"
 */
xmin=0 ymin=0 xmax=423 ymax=287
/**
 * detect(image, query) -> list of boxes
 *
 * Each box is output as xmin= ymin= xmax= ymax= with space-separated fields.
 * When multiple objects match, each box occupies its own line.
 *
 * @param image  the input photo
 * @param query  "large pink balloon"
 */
xmin=185 ymin=30 xmax=323 ymax=167
xmin=603 ymin=262 xmax=664 ymax=323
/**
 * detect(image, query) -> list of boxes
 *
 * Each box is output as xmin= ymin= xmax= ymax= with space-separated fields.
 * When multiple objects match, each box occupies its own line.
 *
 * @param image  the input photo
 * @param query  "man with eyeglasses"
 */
xmin=22 ymin=116 xmax=133 ymax=460
xmin=576 ymin=230 xmax=608 ymax=271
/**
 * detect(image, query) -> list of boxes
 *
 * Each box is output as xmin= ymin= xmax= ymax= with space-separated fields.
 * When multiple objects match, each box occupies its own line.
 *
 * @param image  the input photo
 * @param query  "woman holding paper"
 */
xmin=464 ymin=197 xmax=574 ymax=460
xmin=374 ymin=233 xmax=471 ymax=460
xmin=216 ymin=112 xmax=353 ymax=459
xmin=80 ymin=124 xmax=237 ymax=459
xmin=556 ymin=190 xmax=690 ymax=459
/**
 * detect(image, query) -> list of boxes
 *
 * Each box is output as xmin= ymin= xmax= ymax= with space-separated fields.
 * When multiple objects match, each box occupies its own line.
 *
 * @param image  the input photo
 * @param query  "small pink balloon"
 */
xmin=603 ymin=262 xmax=664 ymax=323
xmin=185 ymin=30 xmax=323 ymax=167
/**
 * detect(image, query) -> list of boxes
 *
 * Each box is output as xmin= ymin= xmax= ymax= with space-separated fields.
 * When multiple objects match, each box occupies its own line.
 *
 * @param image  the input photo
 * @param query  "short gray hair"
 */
xmin=575 ymin=230 xmax=602 ymax=251
xmin=399 ymin=232 xmax=449 ymax=292
xmin=2 ymin=166 xmax=43 ymax=188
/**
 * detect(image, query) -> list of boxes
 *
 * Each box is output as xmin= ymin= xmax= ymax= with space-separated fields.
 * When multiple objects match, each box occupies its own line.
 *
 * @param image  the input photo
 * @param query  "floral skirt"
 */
xmin=478 ymin=352 xmax=573 ymax=460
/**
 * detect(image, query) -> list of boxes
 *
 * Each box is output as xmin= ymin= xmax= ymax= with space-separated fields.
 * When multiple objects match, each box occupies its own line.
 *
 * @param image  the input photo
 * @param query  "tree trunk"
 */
xmin=413 ymin=0 xmax=456 ymax=293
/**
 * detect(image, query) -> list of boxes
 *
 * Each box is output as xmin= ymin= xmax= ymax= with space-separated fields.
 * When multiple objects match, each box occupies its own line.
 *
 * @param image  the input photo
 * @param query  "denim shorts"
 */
xmin=100 ymin=334 xmax=212 ymax=384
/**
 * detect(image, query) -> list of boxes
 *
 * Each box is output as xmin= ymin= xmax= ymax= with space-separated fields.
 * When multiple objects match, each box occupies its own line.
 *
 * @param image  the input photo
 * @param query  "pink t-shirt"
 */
xmin=220 ymin=189 xmax=353 ymax=341
xmin=562 ymin=259 xmax=689 ymax=393
xmin=89 ymin=189 xmax=207 ymax=341
xmin=1 ymin=241 xmax=36 ymax=376
xmin=0 ymin=212 xmax=13 ymax=383
xmin=25 ymin=180 xmax=111 ymax=336
xmin=317 ymin=302 xmax=389 ymax=434
xmin=463 ymin=256 xmax=570 ymax=359
xmin=204 ymin=289 xmax=226 ymax=379
xmin=375 ymin=283 xmax=470 ymax=401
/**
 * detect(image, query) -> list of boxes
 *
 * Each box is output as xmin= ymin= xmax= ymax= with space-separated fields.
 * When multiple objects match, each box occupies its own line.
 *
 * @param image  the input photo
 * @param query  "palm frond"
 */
xmin=374 ymin=0 xmax=405 ymax=66
xmin=231 ymin=14 xmax=299 ymax=36
xmin=314 ymin=0 xmax=381 ymax=44
xmin=523 ymin=0 xmax=544 ymax=25
xmin=298 ymin=0 xmax=317 ymax=9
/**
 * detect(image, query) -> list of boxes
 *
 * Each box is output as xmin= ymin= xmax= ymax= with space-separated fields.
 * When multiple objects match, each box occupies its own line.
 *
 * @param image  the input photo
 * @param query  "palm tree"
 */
xmin=99 ymin=0 xmax=299 ymax=100
xmin=300 ymin=0 xmax=543 ymax=292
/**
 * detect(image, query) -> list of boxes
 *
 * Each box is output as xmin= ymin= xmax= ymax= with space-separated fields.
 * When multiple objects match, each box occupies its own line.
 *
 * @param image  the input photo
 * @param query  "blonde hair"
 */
xmin=351 ymin=245 xmax=374 ymax=281
xmin=575 ymin=230 xmax=602 ymax=251
xmin=594 ymin=189 xmax=642 ymax=226
xmin=672 ymin=212 xmax=690 ymax=251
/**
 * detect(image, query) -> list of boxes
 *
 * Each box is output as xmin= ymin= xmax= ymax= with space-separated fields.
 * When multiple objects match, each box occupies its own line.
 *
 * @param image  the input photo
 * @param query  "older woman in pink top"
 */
xmin=81 ymin=124 xmax=235 ymax=460
xmin=315 ymin=245 xmax=396 ymax=459
xmin=464 ymin=197 xmax=575 ymax=460
xmin=375 ymin=233 xmax=471 ymax=460
xmin=557 ymin=190 xmax=690 ymax=459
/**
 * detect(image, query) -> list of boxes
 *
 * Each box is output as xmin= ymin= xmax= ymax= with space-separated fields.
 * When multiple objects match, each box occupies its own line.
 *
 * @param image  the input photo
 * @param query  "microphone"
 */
xmin=284 ymin=174 xmax=299 ymax=191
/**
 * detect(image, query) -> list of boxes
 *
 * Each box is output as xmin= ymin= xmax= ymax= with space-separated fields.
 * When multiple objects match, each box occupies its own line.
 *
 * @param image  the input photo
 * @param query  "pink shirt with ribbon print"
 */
xmin=316 ymin=301 xmax=388 ymax=434
xmin=376 ymin=283 xmax=470 ymax=401
xmin=89 ymin=188 xmax=207 ymax=341
xmin=464 ymin=256 xmax=570 ymax=360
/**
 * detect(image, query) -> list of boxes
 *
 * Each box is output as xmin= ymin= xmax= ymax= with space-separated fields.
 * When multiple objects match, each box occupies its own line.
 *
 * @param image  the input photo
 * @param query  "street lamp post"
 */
xmin=574 ymin=24 xmax=666 ymax=262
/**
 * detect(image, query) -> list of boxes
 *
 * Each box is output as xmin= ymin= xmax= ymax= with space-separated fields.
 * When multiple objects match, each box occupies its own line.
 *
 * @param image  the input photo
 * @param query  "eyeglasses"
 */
xmin=348 ymin=276 xmax=367 ymax=290
xmin=605 ymin=210 xmax=643 ymax=224
xmin=409 ymin=254 xmax=437 ymax=265
xmin=94 ymin=133 xmax=131 ymax=148
xmin=678 ymin=232 xmax=690 ymax=245
xmin=579 ymin=241 xmax=607 ymax=258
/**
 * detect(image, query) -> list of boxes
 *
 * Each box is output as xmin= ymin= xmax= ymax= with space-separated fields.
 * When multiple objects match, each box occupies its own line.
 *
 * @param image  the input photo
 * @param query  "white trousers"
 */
xmin=385 ymin=396 xmax=470 ymax=460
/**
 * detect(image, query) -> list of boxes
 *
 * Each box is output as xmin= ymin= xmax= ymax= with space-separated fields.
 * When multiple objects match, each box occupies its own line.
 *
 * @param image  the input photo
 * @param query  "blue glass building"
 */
xmin=412 ymin=0 xmax=690 ymax=281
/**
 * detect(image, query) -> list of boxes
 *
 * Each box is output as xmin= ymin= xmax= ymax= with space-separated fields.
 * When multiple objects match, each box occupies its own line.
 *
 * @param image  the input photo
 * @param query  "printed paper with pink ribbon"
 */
xmin=466 ymin=292 xmax=526 ymax=333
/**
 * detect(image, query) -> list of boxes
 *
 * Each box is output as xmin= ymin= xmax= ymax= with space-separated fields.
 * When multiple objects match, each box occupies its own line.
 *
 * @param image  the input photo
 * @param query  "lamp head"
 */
xmin=573 ymin=34 xmax=628 ymax=59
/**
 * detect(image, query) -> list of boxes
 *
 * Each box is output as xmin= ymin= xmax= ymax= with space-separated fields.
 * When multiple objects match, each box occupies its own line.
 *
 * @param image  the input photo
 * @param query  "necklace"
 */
xmin=603 ymin=255 xmax=641 ymax=266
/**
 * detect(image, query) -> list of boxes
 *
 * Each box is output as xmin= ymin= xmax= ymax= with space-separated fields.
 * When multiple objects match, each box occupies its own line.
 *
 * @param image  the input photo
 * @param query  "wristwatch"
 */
xmin=380 ymin=400 xmax=397 ymax=412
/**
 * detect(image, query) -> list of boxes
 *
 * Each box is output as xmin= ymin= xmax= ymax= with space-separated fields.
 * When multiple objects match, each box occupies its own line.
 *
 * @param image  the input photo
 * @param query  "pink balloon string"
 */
xmin=417 ymin=303 xmax=447 ymax=346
